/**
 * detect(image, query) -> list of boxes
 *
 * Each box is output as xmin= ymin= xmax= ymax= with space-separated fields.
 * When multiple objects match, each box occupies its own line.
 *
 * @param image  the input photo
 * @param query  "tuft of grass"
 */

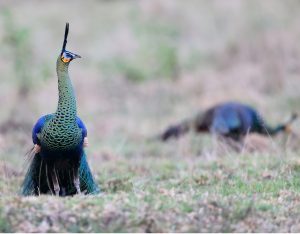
xmin=0 ymin=208 xmax=11 ymax=232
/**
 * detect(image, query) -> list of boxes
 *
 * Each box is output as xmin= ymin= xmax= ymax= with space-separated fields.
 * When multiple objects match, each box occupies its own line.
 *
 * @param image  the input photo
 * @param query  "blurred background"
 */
xmin=1 ymin=1 xmax=300 ymax=232
xmin=0 ymin=0 xmax=300 ymax=171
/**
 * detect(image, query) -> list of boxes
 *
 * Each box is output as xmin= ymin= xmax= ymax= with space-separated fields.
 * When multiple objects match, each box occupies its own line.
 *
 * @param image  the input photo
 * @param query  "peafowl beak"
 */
xmin=72 ymin=53 xmax=81 ymax=59
xmin=284 ymin=113 xmax=298 ymax=133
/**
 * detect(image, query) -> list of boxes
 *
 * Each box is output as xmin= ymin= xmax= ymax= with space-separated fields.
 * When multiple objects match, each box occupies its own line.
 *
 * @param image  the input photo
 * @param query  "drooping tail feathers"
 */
xmin=79 ymin=151 xmax=100 ymax=195
xmin=21 ymin=148 xmax=40 ymax=196
xmin=160 ymin=117 xmax=195 ymax=141
xmin=20 ymin=150 xmax=100 ymax=196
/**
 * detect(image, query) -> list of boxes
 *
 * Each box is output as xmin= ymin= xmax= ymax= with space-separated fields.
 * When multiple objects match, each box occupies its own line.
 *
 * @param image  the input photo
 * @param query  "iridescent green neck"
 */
xmin=56 ymin=57 xmax=77 ymax=121
xmin=40 ymin=57 xmax=81 ymax=150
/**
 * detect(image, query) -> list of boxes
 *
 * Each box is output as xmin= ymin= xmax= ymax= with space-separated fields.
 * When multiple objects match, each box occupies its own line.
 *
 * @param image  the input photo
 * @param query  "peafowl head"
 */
xmin=60 ymin=23 xmax=81 ymax=64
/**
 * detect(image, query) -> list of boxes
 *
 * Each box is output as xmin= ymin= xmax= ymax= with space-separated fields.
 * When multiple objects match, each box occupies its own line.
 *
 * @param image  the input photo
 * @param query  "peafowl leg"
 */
xmin=73 ymin=168 xmax=81 ymax=194
xmin=51 ymin=167 xmax=60 ymax=196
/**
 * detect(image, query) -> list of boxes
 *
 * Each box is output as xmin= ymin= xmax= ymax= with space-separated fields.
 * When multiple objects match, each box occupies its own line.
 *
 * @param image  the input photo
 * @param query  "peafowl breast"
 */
xmin=21 ymin=23 xmax=99 ymax=196
xmin=160 ymin=101 xmax=297 ymax=141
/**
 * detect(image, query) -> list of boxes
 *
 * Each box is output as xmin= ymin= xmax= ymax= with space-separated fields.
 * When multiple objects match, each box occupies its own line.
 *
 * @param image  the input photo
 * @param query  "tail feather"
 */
xmin=21 ymin=151 xmax=43 ymax=196
xmin=160 ymin=119 xmax=192 ymax=141
xmin=20 ymin=150 xmax=100 ymax=196
xmin=79 ymin=151 xmax=100 ymax=194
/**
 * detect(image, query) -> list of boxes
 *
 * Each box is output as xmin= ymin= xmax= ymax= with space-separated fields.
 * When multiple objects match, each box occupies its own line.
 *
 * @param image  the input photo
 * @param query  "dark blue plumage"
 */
xmin=160 ymin=102 xmax=297 ymax=141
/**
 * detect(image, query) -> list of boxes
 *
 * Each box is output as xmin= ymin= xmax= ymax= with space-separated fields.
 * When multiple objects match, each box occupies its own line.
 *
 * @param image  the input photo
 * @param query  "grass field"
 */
xmin=0 ymin=0 xmax=300 ymax=232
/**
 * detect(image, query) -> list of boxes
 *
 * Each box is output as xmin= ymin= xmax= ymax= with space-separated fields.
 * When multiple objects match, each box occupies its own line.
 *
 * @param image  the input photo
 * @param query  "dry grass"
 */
xmin=0 ymin=0 xmax=300 ymax=232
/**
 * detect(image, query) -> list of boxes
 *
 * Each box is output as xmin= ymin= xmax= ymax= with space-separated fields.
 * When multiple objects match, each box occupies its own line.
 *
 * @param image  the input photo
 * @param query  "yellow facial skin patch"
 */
xmin=61 ymin=56 xmax=71 ymax=63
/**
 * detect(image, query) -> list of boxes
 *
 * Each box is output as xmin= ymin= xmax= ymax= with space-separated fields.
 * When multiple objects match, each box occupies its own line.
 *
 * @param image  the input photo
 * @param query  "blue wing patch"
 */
xmin=76 ymin=117 xmax=87 ymax=138
xmin=32 ymin=114 xmax=53 ymax=145
xmin=211 ymin=105 xmax=241 ymax=134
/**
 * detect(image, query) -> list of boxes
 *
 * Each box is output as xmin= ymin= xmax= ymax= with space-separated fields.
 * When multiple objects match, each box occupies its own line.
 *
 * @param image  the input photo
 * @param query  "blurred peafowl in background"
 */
xmin=21 ymin=23 xmax=99 ymax=196
xmin=160 ymin=101 xmax=297 ymax=141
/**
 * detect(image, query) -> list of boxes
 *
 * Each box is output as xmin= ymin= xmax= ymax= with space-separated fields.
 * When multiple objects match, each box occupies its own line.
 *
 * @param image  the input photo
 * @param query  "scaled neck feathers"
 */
xmin=39 ymin=57 xmax=81 ymax=150
xmin=55 ymin=57 xmax=77 ymax=121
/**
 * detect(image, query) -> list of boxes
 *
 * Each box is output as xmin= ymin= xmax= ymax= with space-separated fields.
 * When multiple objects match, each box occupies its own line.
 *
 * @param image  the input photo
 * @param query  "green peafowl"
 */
xmin=21 ymin=23 xmax=99 ymax=196
xmin=160 ymin=101 xmax=297 ymax=141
